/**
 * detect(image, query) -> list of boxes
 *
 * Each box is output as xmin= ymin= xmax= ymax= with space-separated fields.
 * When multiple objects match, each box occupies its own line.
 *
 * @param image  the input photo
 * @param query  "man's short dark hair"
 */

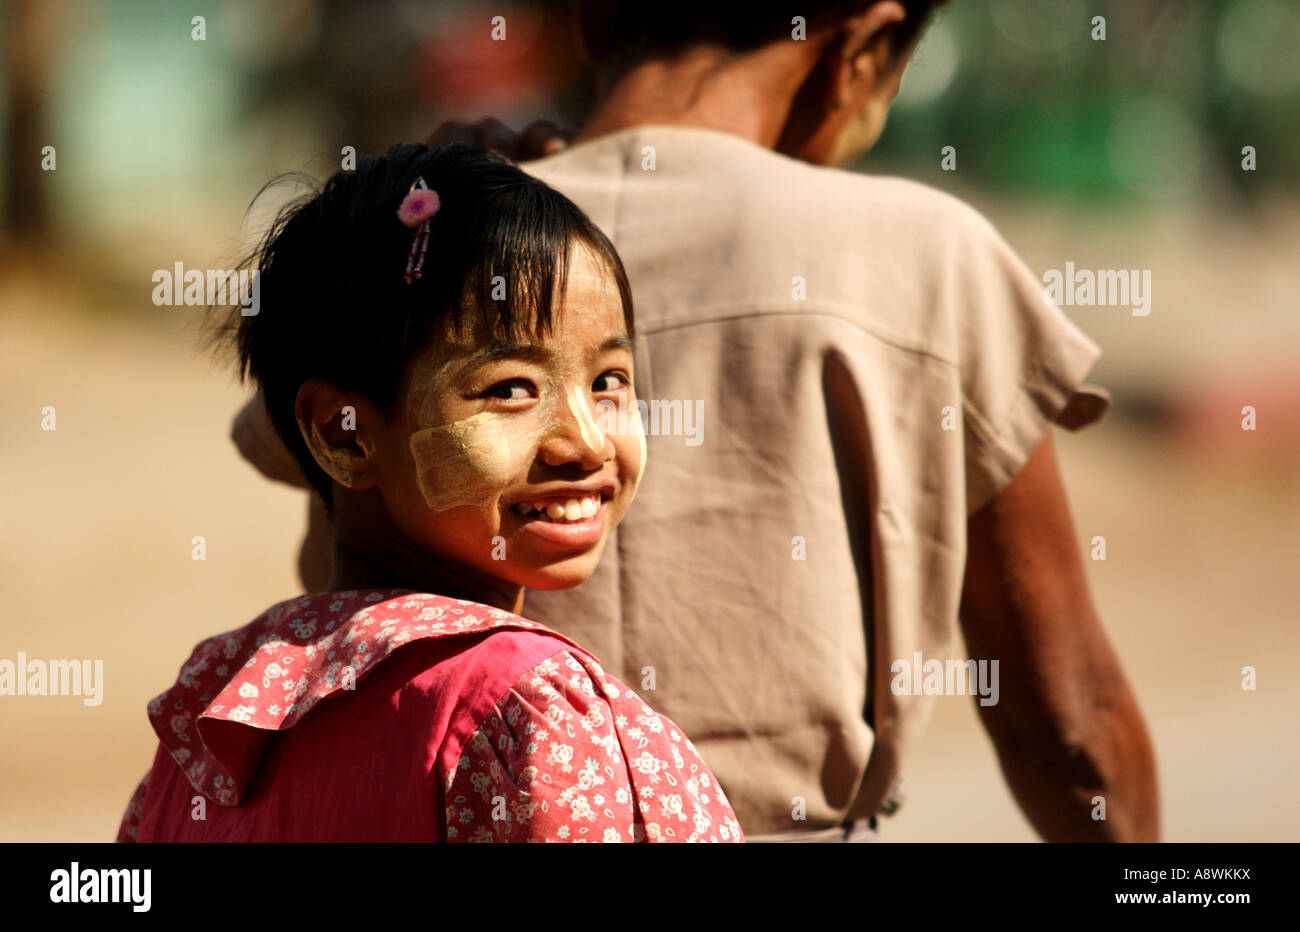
xmin=580 ymin=1 xmax=947 ymax=71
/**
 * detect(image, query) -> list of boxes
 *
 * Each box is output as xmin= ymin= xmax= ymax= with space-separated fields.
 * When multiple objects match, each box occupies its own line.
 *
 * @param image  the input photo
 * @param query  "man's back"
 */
xmin=522 ymin=124 xmax=1109 ymax=834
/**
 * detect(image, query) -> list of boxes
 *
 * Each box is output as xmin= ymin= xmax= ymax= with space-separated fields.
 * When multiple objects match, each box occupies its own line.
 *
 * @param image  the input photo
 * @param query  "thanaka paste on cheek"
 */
xmin=402 ymin=247 xmax=640 ymax=518
xmin=408 ymin=411 xmax=528 ymax=512
xmin=626 ymin=403 xmax=647 ymax=502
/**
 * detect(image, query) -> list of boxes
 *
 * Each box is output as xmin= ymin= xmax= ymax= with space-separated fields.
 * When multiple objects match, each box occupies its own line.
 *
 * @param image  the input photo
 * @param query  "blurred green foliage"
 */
xmin=869 ymin=0 xmax=1300 ymax=204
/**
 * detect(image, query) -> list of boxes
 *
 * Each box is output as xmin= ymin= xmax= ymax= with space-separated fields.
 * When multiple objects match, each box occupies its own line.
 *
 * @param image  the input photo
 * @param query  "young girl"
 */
xmin=116 ymin=143 xmax=744 ymax=843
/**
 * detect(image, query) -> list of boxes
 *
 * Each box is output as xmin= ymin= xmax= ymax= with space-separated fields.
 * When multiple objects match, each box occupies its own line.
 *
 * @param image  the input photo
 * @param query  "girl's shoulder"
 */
xmin=149 ymin=589 xmax=588 ymax=806
xmin=444 ymin=644 xmax=746 ymax=842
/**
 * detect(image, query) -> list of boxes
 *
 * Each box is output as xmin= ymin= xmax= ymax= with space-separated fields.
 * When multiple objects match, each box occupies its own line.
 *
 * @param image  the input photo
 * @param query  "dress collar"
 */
xmin=147 ymin=589 xmax=580 ymax=806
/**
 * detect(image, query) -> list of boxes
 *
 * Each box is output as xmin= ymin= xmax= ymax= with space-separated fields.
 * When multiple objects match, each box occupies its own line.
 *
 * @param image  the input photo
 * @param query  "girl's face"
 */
xmin=371 ymin=245 xmax=644 ymax=592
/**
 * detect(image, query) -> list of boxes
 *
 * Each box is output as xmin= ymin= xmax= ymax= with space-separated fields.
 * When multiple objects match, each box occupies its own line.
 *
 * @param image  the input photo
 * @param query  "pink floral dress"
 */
xmin=117 ymin=590 xmax=743 ymax=843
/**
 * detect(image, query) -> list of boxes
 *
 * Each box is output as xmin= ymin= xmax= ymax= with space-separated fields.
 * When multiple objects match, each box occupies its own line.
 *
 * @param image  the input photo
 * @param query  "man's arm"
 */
xmin=959 ymin=433 xmax=1159 ymax=841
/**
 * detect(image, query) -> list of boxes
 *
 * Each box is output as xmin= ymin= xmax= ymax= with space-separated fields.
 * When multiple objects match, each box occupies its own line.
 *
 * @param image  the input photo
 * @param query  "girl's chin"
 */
xmin=515 ymin=562 xmax=598 ymax=592
xmin=502 ymin=523 xmax=611 ymax=593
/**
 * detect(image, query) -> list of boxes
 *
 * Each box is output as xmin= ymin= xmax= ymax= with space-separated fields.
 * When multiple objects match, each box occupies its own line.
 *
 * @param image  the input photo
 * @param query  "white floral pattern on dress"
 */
xmin=444 ymin=650 xmax=743 ymax=843
xmin=116 ymin=589 xmax=744 ymax=844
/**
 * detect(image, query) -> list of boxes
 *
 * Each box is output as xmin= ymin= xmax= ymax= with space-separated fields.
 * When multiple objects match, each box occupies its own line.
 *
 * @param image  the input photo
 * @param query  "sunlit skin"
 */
xmin=295 ymin=245 xmax=644 ymax=615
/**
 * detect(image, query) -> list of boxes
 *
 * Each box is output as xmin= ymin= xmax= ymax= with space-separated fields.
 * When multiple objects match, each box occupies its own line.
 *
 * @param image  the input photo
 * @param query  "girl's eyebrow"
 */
xmin=461 ymin=335 xmax=633 ymax=369
xmin=465 ymin=342 xmax=550 ymax=366
xmin=591 ymin=335 xmax=634 ymax=360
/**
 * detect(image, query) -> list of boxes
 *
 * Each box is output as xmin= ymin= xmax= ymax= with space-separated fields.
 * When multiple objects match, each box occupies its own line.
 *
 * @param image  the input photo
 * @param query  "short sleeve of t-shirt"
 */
xmin=943 ymin=203 xmax=1110 ymax=513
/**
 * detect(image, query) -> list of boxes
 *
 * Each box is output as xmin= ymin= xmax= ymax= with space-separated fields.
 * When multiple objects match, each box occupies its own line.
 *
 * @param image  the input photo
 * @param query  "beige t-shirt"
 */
xmin=520 ymin=126 xmax=1110 ymax=835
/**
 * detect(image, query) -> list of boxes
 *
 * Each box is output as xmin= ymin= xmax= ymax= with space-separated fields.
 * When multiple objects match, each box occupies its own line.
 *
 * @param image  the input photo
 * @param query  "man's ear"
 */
xmin=295 ymin=379 xmax=383 ymax=492
xmin=832 ymin=1 xmax=907 ymax=107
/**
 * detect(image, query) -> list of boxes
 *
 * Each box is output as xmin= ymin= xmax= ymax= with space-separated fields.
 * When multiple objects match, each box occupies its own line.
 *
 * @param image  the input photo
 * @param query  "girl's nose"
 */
xmin=538 ymin=384 xmax=613 ymax=469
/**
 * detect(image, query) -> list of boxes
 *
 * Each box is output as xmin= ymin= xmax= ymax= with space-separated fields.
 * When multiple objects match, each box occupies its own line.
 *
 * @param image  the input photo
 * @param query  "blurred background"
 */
xmin=1 ymin=0 xmax=1297 ymax=841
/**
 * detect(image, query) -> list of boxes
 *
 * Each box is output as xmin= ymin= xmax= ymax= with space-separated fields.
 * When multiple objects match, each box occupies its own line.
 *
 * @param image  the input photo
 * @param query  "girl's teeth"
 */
xmin=516 ymin=496 xmax=601 ymax=522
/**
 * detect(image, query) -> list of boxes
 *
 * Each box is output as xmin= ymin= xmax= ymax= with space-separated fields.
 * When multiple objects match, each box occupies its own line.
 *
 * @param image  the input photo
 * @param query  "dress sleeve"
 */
xmin=443 ymin=650 xmax=744 ymax=843
xmin=115 ymin=772 xmax=149 ymax=843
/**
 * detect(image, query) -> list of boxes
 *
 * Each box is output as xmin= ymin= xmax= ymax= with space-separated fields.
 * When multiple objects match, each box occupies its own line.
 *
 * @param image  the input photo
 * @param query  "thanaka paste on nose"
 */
xmin=566 ymin=383 xmax=606 ymax=453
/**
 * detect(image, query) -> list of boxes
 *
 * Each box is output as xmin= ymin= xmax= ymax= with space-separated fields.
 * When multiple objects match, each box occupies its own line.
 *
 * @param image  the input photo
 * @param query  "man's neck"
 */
xmin=573 ymin=45 xmax=812 ymax=151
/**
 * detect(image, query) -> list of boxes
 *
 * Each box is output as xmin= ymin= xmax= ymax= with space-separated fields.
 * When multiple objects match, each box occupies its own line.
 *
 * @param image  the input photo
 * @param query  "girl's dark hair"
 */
xmin=215 ymin=142 xmax=634 ymax=507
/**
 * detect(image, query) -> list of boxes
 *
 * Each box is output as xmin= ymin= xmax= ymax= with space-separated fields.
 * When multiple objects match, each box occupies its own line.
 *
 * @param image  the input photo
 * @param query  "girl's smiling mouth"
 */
xmin=505 ymin=482 xmax=615 ymax=547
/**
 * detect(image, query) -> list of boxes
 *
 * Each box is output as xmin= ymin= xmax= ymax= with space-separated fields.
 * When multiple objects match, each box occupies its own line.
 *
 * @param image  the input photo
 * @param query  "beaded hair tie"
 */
xmin=396 ymin=177 xmax=440 ymax=284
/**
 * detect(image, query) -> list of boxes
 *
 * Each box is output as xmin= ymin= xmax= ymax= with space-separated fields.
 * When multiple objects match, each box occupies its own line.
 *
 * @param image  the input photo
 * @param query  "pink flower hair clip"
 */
xmin=397 ymin=177 xmax=440 ymax=284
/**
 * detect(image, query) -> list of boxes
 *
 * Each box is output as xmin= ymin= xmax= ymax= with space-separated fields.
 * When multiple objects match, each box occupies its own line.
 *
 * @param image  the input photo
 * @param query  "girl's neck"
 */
xmin=326 ymin=488 xmax=524 ymax=615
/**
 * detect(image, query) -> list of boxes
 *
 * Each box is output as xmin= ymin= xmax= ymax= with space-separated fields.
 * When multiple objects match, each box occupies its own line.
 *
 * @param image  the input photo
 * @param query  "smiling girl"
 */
xmin=115 ymin=143 xmax=743 ymax=843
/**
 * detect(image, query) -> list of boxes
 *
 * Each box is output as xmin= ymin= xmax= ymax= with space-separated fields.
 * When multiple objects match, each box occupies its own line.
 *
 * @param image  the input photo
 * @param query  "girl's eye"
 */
xmin=593 ymin=372 xmax=630 ymax=393
xmin=483 ymin=379 xmax=535 ymax=401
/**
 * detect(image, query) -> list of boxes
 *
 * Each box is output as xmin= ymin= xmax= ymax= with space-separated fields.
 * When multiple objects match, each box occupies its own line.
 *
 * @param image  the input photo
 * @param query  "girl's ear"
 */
xmin=295 ymin=379 xmax=383 ymax=492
